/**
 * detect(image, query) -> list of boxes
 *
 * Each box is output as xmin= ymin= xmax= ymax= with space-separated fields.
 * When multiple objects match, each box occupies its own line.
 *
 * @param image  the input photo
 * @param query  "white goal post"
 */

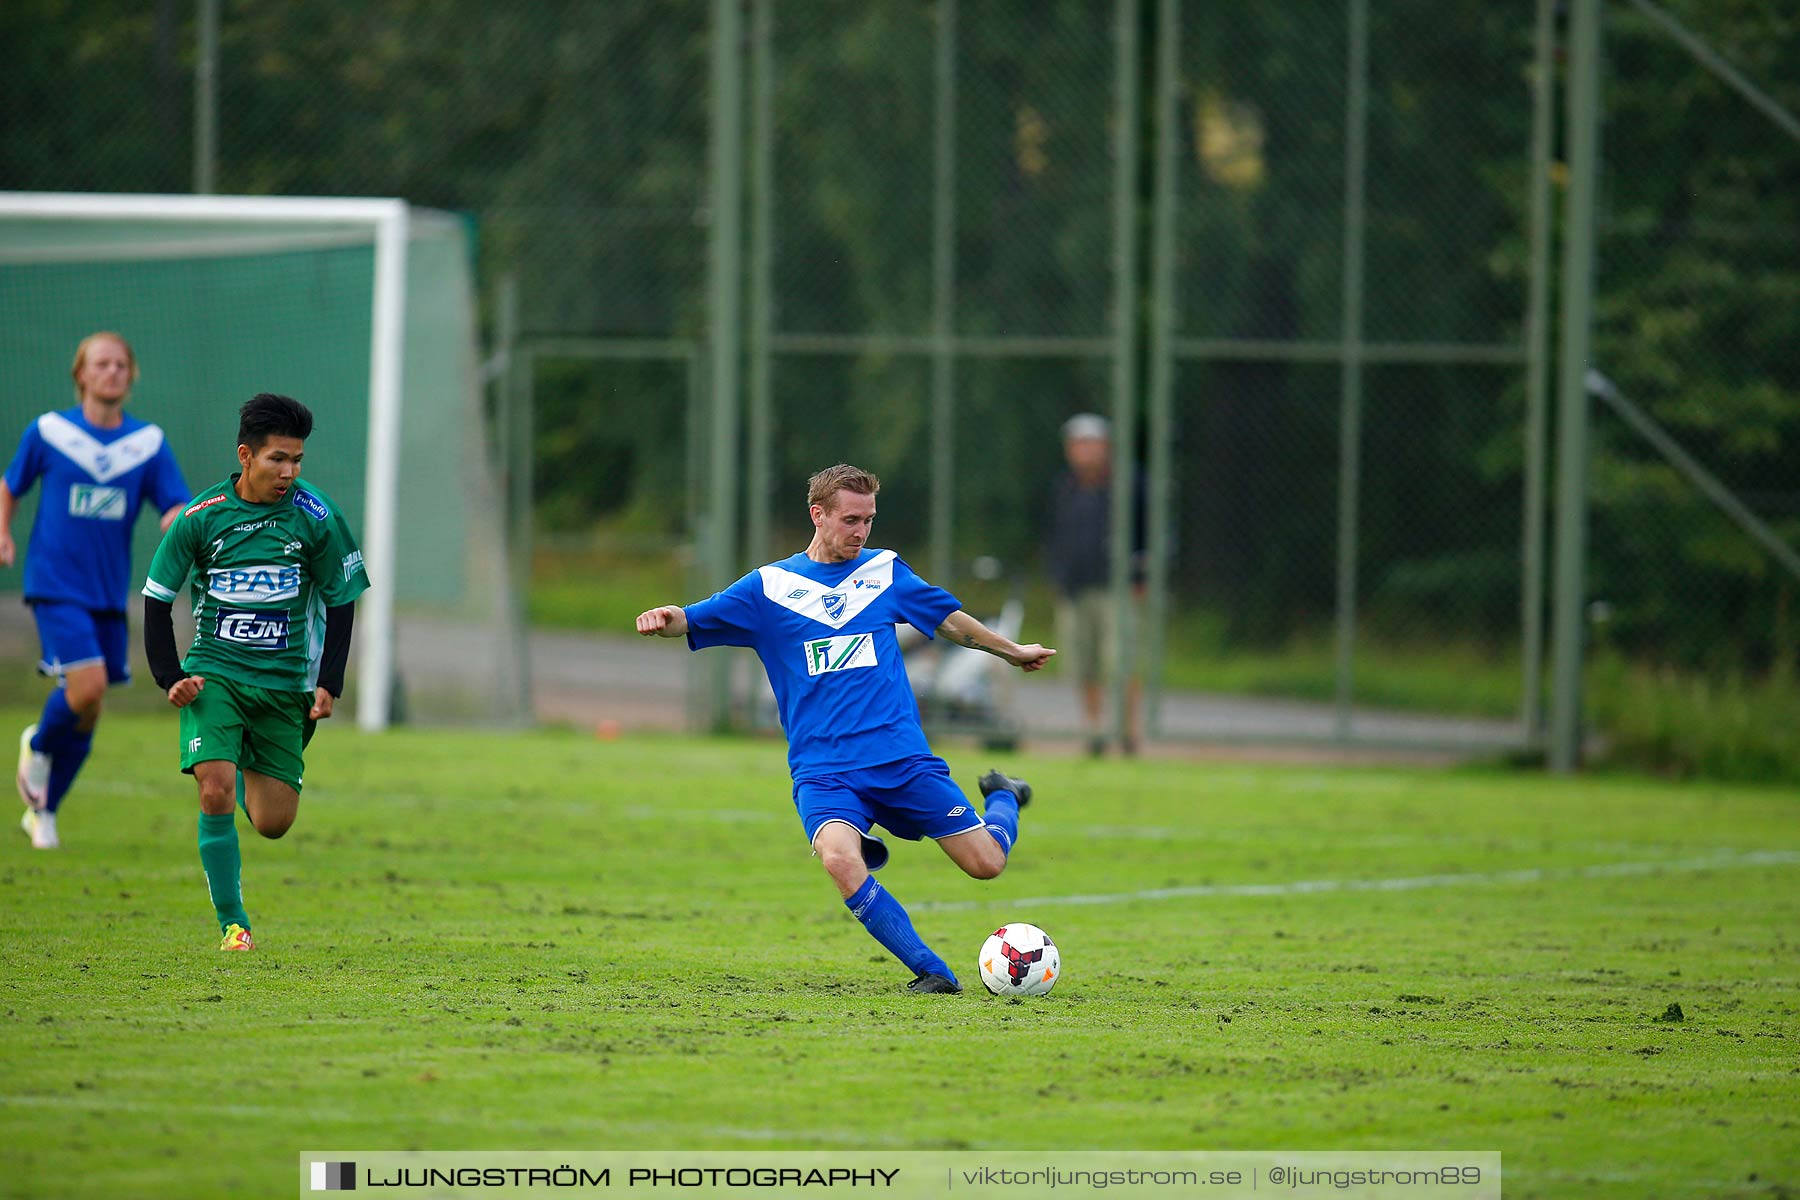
xmin=0 ymin=192 xmax=417 ymax=732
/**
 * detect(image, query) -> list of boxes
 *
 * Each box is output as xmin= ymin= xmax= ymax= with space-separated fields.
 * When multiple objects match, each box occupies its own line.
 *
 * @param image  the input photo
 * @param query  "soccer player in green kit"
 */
xmin=141 ymin=393 xmax=369 ymax=950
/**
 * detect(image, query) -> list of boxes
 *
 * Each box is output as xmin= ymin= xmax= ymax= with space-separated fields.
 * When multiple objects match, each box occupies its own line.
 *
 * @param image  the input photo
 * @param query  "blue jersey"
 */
xmin=685 ymin=548 xmax=961 ymax=777
xmin=4 ymin=408 xmax=190 ymax=611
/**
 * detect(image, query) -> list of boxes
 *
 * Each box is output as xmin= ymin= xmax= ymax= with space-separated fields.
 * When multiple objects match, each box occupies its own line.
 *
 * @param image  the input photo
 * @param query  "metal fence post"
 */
xmin=930 ymin=0 xmax=958 ymax=589
xmin=1519 ymin=0 xmax=1557 ymax=742
xmin=1106 ymin=0 xmax=1143 ymax=752
xmin=1144 ymin=0 xmax=1181 ymax=740
xmin=192 ymin=0 xmax=219 ymax=193
xmin=704 ymin=0 xmax=746 ymax=731
xmin=1548 ymin=0 xmax=1604 ymax=772
xmin=1332 ymin=0 xmax=1370 ymax=740
xmin=747 ymin=0 xmax=775 ymax=567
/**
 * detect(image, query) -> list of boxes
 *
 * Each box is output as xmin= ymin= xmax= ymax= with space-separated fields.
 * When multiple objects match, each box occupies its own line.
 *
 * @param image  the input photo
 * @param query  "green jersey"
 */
xmin=142 ymin=474 xmax=370 ymax=694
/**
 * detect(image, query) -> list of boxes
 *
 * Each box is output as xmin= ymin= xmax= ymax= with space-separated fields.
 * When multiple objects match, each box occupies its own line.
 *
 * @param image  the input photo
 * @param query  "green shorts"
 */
xmin=179 ymin=675 xmax=313 ymax=791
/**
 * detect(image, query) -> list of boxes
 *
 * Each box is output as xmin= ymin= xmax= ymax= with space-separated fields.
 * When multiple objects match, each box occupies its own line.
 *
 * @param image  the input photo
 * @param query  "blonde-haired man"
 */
xmin=0 ymin=332 xmax=189 ymax=848
xmin=638 ymin=464 xmax=1054 ymax=993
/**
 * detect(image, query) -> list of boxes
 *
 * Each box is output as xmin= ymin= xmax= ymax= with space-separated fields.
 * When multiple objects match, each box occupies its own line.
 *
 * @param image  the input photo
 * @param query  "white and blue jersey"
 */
xmin=4 ymin=407 xmax=190 ymax=612
xmin=685 ymin=548 xmax=961 ymax=778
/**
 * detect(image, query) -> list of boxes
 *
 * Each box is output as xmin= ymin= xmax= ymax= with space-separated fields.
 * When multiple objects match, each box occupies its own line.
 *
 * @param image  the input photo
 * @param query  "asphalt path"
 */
xmin=395 ymin=615 xmax=1529 ymax=760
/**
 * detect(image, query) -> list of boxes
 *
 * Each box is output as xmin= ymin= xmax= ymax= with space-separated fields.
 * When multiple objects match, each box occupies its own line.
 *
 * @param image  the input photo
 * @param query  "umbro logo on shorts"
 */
xmin=947 ymin=805 xmax=968 ymax=818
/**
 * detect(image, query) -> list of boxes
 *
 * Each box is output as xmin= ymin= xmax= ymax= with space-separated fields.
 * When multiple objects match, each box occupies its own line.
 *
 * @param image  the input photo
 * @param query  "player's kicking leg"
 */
xmin=937 ymin=768 xmax=1031 ymax=882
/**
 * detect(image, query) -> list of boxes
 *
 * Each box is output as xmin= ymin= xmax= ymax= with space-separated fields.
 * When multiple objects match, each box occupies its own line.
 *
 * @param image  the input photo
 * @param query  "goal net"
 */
xmin=0 ymin=193 xmax=528 ymax=730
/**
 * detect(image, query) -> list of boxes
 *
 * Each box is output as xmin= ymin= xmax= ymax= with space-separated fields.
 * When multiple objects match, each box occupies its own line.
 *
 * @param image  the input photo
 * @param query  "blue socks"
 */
xmin=845 ymin=877 xmax=953 ymax=981
xmin=198 ymin=812 xmax=249 ymax=933
xmin=33 ymin=689 xmax=94 ymax=815
xmin=983 ymin=790 xmax=1020 ymax=856
xmin=30 ymin=688 xmax=78 ymax=756
xmin=43 ymin=728 xmax=93 ymax=814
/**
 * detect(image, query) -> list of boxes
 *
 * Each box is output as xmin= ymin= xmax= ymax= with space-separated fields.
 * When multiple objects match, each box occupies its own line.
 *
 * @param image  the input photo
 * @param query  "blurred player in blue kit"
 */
xmin=1 ymin=332 xmax=189 ymax=849
xmin=637 ymin=464 xmax=1054 ymax=993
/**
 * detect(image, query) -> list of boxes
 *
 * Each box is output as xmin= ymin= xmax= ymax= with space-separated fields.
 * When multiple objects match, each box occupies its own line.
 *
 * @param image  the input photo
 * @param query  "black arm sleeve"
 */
xmin=143 ymin=596 xmax=185 ymax=692
xmin=317 ymin=603 xmax=355 ymax=698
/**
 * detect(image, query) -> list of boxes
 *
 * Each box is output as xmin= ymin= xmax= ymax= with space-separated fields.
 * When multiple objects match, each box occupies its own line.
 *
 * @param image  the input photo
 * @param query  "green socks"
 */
xmin=197 ymin=811 xmax=249 ymax=933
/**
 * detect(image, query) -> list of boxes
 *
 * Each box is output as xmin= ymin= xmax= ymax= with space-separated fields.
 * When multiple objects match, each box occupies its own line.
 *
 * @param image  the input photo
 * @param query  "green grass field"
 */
xmin=2 ymin=711 xmax=1796 ymax=1199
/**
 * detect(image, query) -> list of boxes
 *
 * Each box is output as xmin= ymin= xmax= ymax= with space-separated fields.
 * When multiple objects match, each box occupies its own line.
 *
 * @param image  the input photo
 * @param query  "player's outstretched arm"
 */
xmin=636 ymin=605 xmax=689 ymax=638
xmin=936 ymin=609 xmax=1055 ymax=672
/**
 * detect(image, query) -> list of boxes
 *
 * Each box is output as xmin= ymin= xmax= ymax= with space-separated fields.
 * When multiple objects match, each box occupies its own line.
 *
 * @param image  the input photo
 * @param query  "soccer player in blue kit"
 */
xmin=1 ymin=332 xmax=190 ymax=849
xmin=636 ymin=464 xmax=1055 ymax=993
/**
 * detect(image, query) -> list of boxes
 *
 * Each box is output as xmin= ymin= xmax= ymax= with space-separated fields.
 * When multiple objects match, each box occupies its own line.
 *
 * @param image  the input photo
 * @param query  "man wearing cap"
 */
xmin=1046 ymin=413 xmax=1145 ymax=756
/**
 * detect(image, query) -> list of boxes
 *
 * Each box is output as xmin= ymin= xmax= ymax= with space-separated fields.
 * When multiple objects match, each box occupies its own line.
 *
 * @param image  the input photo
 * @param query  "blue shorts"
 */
xmin=31 ymin=601 xmax=131 ymax=685
xmin=794 ymin=754 xmax=986 ymax=848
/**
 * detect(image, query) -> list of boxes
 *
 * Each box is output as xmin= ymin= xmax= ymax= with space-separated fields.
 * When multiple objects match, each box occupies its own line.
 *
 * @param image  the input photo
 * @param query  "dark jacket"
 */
xmin=1045 ymin=470 xmax=1145 ymax=595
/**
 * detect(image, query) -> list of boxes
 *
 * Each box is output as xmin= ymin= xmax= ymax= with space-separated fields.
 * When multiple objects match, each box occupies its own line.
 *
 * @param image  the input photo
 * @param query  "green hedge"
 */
xmin=1588 ymin=656 xmax=1800 ymax=784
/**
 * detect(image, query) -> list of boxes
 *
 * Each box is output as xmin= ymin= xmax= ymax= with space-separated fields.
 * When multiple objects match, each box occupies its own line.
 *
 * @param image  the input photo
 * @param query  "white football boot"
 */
xmin=17 ymin=723 xmax=48 ymax=812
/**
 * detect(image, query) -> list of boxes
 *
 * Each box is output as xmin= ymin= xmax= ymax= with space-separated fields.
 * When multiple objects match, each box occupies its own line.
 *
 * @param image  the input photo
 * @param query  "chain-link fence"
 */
xmin=1154 ymin=0 xmax=1544 ymax=754
xmin=1578 ymin=0 xmax=1800 ymax=775
xmin=4 ymin=0 xmax=1795 ymax=768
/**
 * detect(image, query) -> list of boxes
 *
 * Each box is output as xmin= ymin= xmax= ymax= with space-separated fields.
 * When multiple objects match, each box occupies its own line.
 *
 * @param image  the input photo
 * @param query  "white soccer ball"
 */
xmin=978 ymin=922 xmax=1061 ymax=996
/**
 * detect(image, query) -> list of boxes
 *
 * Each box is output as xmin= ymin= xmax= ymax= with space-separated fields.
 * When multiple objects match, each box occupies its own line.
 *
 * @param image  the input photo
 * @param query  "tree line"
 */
xmin=4 ymin=0 xmax=1795 ymax=672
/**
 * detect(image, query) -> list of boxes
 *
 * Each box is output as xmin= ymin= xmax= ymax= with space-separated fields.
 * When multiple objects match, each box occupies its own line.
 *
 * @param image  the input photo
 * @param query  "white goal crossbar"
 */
xmin=0 ymin=192 xmax=410 ymax=732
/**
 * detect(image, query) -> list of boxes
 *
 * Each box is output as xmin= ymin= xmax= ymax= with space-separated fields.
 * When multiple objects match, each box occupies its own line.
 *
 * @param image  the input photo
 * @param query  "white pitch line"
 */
xmin=0 ymin=1094 xmax=909 ymax=1146
xmin=915 ymin=848 xmax=1800 ymax=913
